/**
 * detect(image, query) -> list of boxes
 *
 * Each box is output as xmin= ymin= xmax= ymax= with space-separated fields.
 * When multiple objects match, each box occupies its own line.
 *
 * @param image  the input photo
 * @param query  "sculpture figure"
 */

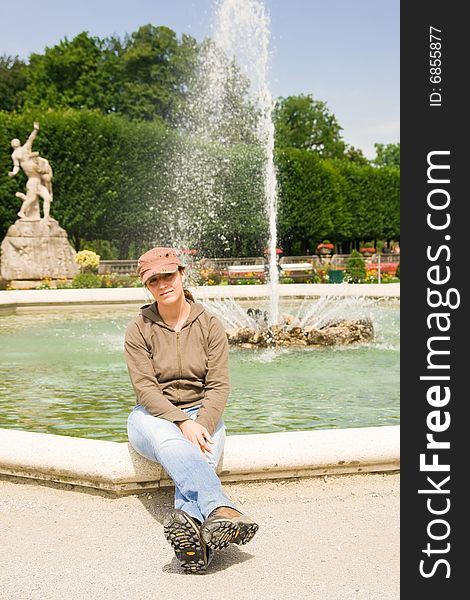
xmin=8 ymin=122 xmax=53 ymax=220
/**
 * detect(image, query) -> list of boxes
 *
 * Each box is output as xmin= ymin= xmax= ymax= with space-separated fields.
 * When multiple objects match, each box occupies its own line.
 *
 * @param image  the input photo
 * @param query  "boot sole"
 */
xmin=233 ymin=520 xmax=259 ymax=546
xmin=163 ymin=510 xmax=208 ymax=574
xmin=201 ymin=518 xmax=259 ymax=550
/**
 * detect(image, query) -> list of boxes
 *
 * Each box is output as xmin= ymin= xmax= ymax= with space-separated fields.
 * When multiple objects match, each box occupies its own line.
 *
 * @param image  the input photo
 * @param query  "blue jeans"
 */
xmin=127 ymin=404 xmax=238 ymax=523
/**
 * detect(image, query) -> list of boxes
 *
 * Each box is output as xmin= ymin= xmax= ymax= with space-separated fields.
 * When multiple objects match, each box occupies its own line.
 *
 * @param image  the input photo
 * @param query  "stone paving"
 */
xmin=0 ymin=472 xmax=399 ymax=600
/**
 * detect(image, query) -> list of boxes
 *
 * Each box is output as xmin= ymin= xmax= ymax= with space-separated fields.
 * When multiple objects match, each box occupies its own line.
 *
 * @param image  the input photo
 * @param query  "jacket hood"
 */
xmin=140 ymin=300 xmax=205 ymax=330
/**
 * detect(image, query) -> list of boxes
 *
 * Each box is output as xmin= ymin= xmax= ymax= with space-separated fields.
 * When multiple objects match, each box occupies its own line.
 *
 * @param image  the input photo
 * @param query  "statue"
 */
xmin=8 ymin=121 xmax=53 ymax=220
xmin=1 ymin=122 xmax=79 ymax=287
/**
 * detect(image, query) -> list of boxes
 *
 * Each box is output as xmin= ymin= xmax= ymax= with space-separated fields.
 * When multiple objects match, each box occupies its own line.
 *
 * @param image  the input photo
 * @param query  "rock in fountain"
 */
xmin=204 ymin=297 xmax=375 ymax=348
xmin=226 ymin=318 xmax=374 ymax=348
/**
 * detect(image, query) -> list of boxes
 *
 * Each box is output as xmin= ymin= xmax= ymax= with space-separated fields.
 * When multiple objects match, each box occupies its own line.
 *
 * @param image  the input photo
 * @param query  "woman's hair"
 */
xmin=183 ymin=288 xmax=195 ymax=302
xmin=178 ymin=266 xmax=195 ymax=302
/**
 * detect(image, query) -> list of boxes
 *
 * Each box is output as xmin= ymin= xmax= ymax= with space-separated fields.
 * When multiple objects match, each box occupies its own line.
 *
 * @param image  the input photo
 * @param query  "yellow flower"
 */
xmin=75 ymin=250 xmax=100 ymax=271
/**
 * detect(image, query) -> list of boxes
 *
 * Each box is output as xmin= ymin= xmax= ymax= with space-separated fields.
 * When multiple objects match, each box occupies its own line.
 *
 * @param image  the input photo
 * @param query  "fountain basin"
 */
xmin=0 ymin=289 xmax=399 ymax=440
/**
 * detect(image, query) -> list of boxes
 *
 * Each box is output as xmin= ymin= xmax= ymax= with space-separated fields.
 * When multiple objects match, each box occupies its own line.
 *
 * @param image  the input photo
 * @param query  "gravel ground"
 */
xmin=0 ymin=472 xmax=399 ymax=600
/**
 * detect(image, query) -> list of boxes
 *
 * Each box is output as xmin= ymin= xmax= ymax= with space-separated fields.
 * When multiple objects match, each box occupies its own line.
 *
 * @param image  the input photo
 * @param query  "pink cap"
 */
xmin=137 ymin=247 xmax=181 ymax=285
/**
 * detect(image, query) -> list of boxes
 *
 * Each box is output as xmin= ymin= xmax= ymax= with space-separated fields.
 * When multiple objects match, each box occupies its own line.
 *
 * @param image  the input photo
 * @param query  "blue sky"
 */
xmin=1 ymin=0 xmax=399 ymax=158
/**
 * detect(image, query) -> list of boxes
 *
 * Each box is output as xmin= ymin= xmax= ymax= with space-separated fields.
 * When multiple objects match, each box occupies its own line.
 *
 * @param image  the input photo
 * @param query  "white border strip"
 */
xmin=0 ymin=426 xmax=399 ymax=494
xmin=0 ymin=283 xmax=399 ymax=312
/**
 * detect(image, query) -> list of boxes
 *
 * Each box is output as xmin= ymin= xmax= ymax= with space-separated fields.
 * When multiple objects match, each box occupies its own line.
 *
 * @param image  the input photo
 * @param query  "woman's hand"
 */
xmin=178 ymin=420 xmax=214 ymax=455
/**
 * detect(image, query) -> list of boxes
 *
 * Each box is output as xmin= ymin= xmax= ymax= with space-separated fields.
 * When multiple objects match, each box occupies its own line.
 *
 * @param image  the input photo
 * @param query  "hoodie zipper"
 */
xmin=176 ymin=331 xmax=182 ymax=401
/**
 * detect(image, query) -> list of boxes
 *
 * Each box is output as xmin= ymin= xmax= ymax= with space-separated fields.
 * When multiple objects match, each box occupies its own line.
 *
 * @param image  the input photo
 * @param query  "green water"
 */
xmin=0 ymin=301 xmax=399 ymax=441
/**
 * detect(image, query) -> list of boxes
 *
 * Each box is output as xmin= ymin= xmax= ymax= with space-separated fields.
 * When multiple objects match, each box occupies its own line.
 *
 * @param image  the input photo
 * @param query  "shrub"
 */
xmin=315 ymin=267 xmax=330 ymax=283
xmin=344 ymin=250 xmax=366 ymax=283
xmin=365 ymin=270 xmax=395 ymax=284
xmin=35 ymin=277 xmax=53 ymax=289
xmin=56 ymin=278 xmax=73 ymax=289
xmin=197 ymin=267 xmax=223 ymax=286
xmin=75 ymin=250 xmax=100 ymax=273
xmin=395 ymin=262 xmax=400 ymax=279
xmin=99 ymin=273 xmax=141 ymax=288
xmin=72 ymin=272 xmax=102 ymax=288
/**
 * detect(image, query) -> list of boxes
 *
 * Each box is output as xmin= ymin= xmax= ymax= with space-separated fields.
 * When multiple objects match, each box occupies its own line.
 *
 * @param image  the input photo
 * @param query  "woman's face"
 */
xmin=146 ymin=270 xmax=184 ymax=304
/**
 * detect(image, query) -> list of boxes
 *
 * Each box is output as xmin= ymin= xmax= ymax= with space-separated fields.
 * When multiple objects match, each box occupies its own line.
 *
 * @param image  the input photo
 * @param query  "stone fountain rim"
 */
xmin=0 ymin=283 xmax=400 ymax=311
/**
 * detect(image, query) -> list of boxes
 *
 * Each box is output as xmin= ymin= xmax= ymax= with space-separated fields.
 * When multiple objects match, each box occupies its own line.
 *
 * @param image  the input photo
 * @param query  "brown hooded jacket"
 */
xmin=124 ymin=300 xmax=230 ymax=435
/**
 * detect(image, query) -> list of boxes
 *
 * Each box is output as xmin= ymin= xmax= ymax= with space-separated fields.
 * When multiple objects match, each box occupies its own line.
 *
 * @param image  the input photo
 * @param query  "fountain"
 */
xmin=0 ymin=0 xmax=397 ymax=444
xmin=158 ymin=0 xmax=373 ymax=347
xmin=203 ymin=296 xmax=374 ymax=347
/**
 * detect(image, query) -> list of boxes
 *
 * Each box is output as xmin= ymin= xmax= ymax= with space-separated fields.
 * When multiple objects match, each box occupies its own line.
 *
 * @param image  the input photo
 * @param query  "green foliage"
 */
xmin=80 ymin=239 xmax=118 ymax=260
xmin=0 ymin=109 xmax=170 ymax=252
xmin=178 ymin=38 xmax=259 ymax=146
xmin=275 ymin=148 xmax=350 ymax=254
xmin=233 ymin=278 xmax=263 ymax=285
xmin=273 ymin=94 xmax=346 ymax=158
xmin=1 ymin=113 xmax=399 ymax=260
xmin=71 ymin=272 xmax=102 ymax=288
xmin=0 ymin=109 xmax=267 ymax=257
xmin=344 ymin=250 xmax=366 ymax=283
xmin=56 ymin=278 xmax=73 ymax=289
xmin=35 ymin=278 xmax=54 ymax=289
xmin=99 ymin=273 xmax=141 ymax=288
xmin=21 ymin=27 xmax=199 ymax=123
xmin=116 ymin=25 xmax=198 ymax=122
xmin=332 ymin=159 xmax=400 ymax=243
xmin=344 ymin=145 xmax=370 ymax=165
xmin=327 ymin=269 xmax=345 ymax=284
xmin=373 ymin=143 xmax=400 ymax=168
xmin=395 ymin=262 xmax=400 ymax=279
xmin=0 ymin=55 xmax=27 ymax=111
xmin=156 ymin=134 xmax=267 ymax=257
xmin=0 ymin=23 xmax=400 ymax=258
xmin=365 ymin=270 xmax=397 ymax=284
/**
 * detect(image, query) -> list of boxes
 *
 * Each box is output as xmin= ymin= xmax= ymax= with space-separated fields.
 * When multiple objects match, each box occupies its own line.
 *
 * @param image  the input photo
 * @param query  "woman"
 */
xmin=125 ymin=247 xmax=258 ymax=574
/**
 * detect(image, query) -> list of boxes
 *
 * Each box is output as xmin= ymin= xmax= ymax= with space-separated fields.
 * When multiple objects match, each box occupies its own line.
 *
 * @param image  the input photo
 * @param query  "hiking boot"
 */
xmin=200 ymin=506 xmax=259 ymax=550
xmin=163 ymin=509 xmax=212 ymax=574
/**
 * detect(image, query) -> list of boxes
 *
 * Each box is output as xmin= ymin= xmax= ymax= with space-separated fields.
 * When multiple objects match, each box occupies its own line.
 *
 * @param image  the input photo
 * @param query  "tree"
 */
xmin=116 ymin=25 xmax=199 ymax=122
xmin=177 ymin=38 xmax=259 ymax=146
xmin=273 ymin=94 xmax=346 ymax=158
xmin=21 ymin=27 xmax=199 ymax=123
xmin=373 ymin=143 xmax=400 ymax=168
xmin=344 ymin=145 xmax=370 ymax=165
xmin=0 ymin=55 xmax=27 ymax=111
xmin=24 ymin=32 xmax=117 ymax=112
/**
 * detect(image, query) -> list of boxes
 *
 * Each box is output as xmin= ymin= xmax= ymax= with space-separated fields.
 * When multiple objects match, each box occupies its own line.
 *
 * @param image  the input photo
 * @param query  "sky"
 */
xmin=0 ymin=0 xmax=399 ymax=159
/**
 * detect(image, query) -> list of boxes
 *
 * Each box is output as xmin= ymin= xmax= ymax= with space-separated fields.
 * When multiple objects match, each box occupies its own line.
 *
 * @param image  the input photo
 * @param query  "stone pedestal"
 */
xmin=0 ymin=218 xmax=79 ymax=284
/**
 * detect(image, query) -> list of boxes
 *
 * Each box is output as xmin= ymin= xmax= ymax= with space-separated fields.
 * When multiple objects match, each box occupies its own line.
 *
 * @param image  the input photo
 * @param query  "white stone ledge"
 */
xmin=193 ymin=283 xmax=400 ymax=300
xmin=0 ymin=426 xmax=399 ymax=495
xmin=0 ymin=283 xmax=399 ymax=313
